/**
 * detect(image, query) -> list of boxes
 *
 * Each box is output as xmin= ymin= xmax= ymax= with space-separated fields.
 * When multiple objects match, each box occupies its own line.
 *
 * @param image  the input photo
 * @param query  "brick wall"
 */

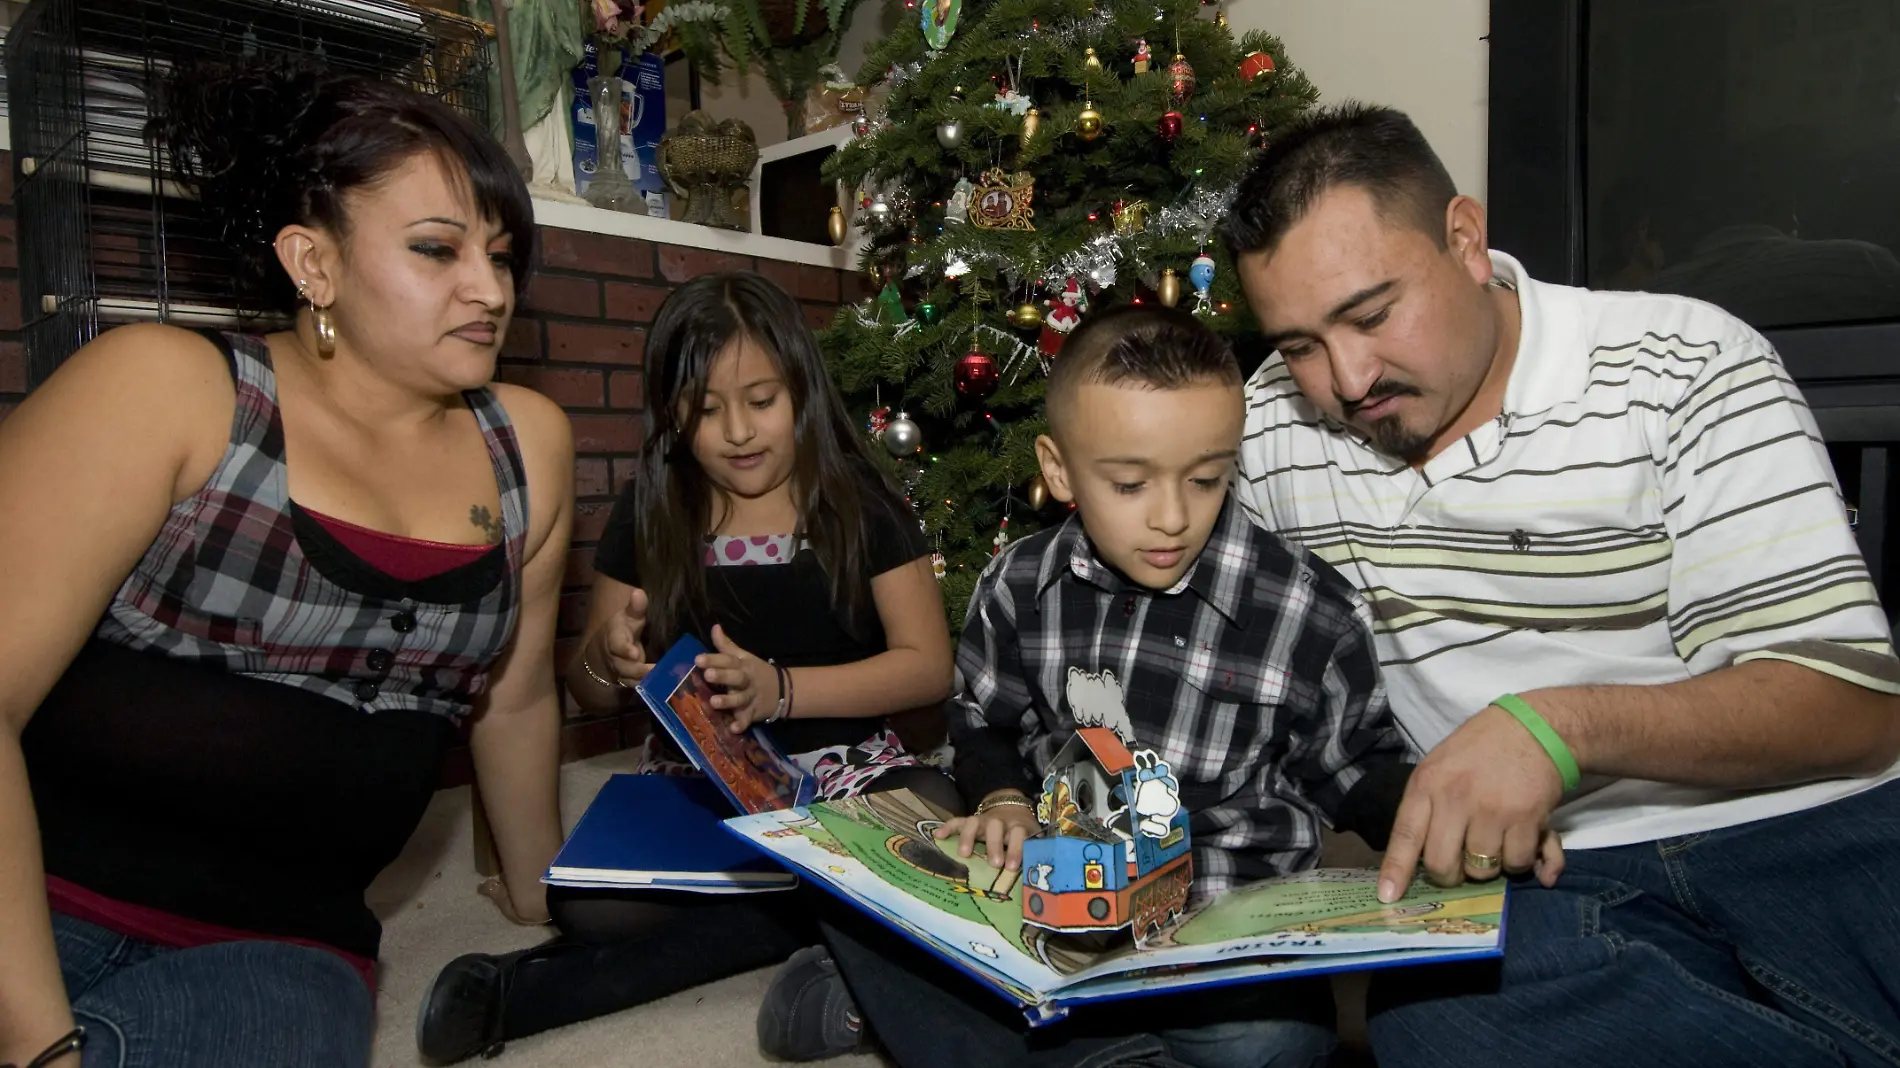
xmin=0 ymin=154 xmax=868 ymax=784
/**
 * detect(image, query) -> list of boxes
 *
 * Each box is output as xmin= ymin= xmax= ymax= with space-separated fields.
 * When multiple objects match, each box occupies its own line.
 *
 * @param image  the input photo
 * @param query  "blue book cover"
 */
xmin=636 ymin=635 xmax=818 ymax=815
xmin=547 ymin=773 xmax=795 ymax=892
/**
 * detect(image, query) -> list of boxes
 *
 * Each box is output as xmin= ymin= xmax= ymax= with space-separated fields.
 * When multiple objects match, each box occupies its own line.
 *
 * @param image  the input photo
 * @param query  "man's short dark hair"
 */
xmin=1221 ymin=103 xmax=1458 ymax=259
xmin=1045 ymin=303 xmax=1240 ymax=437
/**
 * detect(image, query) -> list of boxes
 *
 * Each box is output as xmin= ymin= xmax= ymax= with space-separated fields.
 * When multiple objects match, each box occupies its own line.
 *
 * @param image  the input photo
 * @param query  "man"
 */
xmin=1225 ymin=103 xmax=1900 ymax=1068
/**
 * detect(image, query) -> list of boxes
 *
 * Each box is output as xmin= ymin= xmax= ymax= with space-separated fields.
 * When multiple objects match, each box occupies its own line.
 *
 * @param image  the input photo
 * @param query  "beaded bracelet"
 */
xmin=580 ymin=649 xmax=631 ymax=691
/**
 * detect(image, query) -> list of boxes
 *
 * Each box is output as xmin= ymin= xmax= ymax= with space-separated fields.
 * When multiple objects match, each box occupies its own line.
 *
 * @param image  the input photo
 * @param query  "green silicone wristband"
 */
xmin=1493 ymin=694 xmax=1581 ymax=793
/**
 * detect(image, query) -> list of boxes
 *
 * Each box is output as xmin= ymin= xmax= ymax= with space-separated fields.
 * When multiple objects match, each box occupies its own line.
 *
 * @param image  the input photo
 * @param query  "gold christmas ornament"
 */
xmin=827 ymin=206 xmax=846 ymax=245
xmin=1112 ymin=198 xmax=1148 ymax=236
xmin=1076 ymin=101 xmax=1104 ymax=141
xmin=1084 ymin=47 xmax=1102 ymax=72
xmin=1020 ymin=106 xmax=1040 ymax=147
xmin=1215 ymin=9 xmax=1227 ymax=27
xmin=968 ymin=168 xmax=1036 ymax=230
xmin=1026 ymin=473 xmax=1050 ymax=511
xmin=1158 ymin=267 xmax=1182 ymax=308
xmin=1009 ymin=299 xmax=1044 ymax=330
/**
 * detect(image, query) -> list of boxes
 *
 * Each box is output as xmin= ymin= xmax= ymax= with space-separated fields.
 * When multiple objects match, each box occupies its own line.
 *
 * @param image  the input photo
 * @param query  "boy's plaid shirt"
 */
xmin=950 ymin=494 xmax=1413 ymax=895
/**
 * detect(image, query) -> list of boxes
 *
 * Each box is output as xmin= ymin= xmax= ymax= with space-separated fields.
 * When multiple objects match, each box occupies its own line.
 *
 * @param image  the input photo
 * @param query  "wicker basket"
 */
xmin=659 ymin=111 xmax=759 ymax=229
xmin=658 ymin=134 xmax=759 ymax=185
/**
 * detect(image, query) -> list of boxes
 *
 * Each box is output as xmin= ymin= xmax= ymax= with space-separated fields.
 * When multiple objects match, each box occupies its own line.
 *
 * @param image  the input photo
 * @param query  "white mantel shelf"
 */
xmin=531 ymin=197 xmax=860 ymax=272
xmin=0 ymin=119 xmax=856 ymax=271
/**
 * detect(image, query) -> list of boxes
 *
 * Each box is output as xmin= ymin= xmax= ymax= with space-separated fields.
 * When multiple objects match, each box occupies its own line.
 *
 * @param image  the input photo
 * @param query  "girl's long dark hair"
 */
xmin=634 ymin=273 xmax=894 ymax=649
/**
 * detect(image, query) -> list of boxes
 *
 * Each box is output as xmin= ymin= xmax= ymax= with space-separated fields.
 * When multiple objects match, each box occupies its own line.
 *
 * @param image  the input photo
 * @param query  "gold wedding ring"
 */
xmin=1464 ymin=851 xmax=1502 ymax=871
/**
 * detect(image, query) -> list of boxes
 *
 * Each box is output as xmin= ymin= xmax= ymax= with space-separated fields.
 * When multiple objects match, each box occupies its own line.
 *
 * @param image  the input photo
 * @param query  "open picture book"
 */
xmin=636 ymin=634 xmax=816 ymax=814
xmin=726 ymin=788 xmax=1506 ymax=1025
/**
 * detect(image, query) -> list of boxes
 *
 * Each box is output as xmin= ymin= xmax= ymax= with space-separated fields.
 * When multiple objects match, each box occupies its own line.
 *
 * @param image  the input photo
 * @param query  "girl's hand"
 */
xmin=933 ymin=792 xmax=1041 ymax=871
xmin=598 ymin=586 xmax=653 ymax=685
xmin=697 ymin=624 xmax=783 ymax=733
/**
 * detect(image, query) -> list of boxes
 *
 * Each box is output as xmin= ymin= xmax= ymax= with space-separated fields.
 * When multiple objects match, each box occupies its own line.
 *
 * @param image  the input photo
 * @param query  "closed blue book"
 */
xmin=546 ymin=773 xmax=796 ymax=892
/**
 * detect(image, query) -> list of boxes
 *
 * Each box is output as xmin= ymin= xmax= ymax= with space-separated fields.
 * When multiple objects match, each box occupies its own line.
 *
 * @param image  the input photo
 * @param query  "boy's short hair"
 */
xmin=1221 ymin=102 xmax=1458 ymax=260
xmin=1044 ymin=303 xmax=1241 ymax=438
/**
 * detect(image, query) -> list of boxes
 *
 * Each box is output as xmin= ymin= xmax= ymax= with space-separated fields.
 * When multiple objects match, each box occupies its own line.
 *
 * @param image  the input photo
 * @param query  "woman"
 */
xmin=0 ymin=60 xmax=570 ymax=1068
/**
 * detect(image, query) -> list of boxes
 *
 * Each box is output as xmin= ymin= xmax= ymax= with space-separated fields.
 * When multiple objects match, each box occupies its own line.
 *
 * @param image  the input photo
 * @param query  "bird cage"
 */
xmin=5 ymin=0 xmax=495 ymax=386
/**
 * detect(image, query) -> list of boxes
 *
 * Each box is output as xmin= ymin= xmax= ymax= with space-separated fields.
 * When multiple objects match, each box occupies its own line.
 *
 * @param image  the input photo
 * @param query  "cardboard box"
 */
xmin=570 ymin=42 xmax=668 ymax=216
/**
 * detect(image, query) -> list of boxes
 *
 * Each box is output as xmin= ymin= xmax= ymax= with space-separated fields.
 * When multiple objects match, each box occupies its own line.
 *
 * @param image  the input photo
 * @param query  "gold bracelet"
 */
xmin=975 ymin=794 xmax=1034 ymax=816
xmin=580 ymin=650 xmax=631 ymax=691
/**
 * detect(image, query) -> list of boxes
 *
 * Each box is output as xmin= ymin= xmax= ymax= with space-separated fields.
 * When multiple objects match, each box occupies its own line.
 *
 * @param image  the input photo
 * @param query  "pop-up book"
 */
xmin=1020 ymin=667 xmax=1191 ymax=944
xmin=723 ymin=666 xmax=1506 ymax=1024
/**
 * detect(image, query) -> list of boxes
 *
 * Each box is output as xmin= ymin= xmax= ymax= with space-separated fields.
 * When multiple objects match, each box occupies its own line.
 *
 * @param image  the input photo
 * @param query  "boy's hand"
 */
xmin=697 ymin=624 xmax=783 ymax=733
xmin=598 ymin=586 xmax=653 ymax=685
xmin=934 ymin=792 xmax=1040 ymax=871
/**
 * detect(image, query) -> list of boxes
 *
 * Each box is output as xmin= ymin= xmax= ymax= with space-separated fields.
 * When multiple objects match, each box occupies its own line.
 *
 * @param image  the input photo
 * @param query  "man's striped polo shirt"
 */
xmin=1237 ymin=250 xmax=1900 ymax=850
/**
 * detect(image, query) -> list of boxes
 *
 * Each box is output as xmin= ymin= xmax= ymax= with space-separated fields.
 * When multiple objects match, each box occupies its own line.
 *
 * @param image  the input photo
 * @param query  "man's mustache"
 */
xmin=1341 ymin=379 xmax=1422 ymax=419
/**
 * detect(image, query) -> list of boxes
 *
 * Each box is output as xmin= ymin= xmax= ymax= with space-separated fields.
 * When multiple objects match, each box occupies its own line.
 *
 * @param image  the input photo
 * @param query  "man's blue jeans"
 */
xmin=1369 ymin=779 xmax=1900 ymax=1068
xmin=53 ymin=913 xmax=372 ymax=1068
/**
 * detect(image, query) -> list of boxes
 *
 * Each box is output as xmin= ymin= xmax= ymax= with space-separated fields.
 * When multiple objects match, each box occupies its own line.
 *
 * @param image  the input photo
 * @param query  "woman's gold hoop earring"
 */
xmin=312 ymin=303 xmax=337 ymax=357
xmin=297 ymin=280 xmax=337 ymax=357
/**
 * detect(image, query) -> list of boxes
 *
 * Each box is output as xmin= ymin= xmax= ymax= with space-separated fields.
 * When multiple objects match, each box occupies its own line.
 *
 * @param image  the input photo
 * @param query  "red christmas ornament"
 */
xmin=954 ymin=349 xmax=1000 ymax=399
xmin=1158 ymin=110 xmax=1184 ymax=143
xmin=1239 ymin=51 xmax=1277 ymax=82
xmin=1168 ymin=53 xmax=1196 ymax=104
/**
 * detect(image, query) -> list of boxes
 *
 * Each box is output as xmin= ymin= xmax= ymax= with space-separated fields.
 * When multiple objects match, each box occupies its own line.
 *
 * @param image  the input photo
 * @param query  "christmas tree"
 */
xmin=818 ymin=0 xmax=1315 ymax=624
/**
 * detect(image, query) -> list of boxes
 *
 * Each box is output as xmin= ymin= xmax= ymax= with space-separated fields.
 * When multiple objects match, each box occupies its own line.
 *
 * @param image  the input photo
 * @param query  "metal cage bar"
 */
xmin=6 ymin=0 xmax=494 ymax=385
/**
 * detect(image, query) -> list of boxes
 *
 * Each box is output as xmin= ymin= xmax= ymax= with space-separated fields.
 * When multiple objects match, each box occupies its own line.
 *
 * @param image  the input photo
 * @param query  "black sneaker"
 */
xmin=756 ymin=945 xmax=872 ymax=1061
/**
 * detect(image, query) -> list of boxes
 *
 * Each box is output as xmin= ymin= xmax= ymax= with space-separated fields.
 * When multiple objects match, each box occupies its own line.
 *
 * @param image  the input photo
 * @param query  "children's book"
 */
xmin=726 ymin=788 xmax=1505 ymax=1025
xmin=636 ymin=635 xmax=817 ymax=814
xmin=546 ymin=773 xmax=795 ymax=892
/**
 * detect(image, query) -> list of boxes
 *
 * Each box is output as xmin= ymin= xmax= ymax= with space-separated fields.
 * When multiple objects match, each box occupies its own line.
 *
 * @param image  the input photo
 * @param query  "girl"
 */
xmin=418 ymin=273 xmax=958 ymax=1064
xmin=0 ymin=60 xmax=569 ymax=1068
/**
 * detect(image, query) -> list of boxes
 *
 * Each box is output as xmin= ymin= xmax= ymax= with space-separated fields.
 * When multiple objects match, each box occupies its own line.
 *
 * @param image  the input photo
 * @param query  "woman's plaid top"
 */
xmin=92 ymin=333 xmax=528 ymax=722
xmin=951 ymin=495 xmax=1412 ymax=895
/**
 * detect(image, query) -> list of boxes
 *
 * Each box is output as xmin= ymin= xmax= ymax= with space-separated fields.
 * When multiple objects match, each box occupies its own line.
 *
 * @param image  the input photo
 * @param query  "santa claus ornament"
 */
xmin=1039 ymin=278 xmax=1087 ymax=356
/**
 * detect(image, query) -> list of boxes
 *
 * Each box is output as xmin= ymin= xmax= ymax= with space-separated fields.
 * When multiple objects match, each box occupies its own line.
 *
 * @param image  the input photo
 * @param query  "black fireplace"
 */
xmin=1489 ymin=0 xmax=1900 ymax=607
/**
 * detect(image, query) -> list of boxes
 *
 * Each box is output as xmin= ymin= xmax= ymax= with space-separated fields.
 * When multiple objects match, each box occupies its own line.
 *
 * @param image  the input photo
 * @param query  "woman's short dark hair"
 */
xmin=1222 ymin=102 xmax=1457 ymax=260
xmin=152 ymin=57 xmax=535 ymax=314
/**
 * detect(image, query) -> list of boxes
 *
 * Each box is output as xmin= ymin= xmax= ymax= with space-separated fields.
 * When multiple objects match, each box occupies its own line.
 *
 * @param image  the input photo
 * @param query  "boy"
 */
xmin=779 ymin=304 xmax=1414 ymax=1068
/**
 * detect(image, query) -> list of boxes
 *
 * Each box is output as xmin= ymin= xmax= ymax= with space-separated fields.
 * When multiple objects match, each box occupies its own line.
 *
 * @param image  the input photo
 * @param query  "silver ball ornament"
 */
xmin=936 ymin=119 xmax=964 ymax=150
xmin=883 ymin=412 xmax=923 ymax=456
